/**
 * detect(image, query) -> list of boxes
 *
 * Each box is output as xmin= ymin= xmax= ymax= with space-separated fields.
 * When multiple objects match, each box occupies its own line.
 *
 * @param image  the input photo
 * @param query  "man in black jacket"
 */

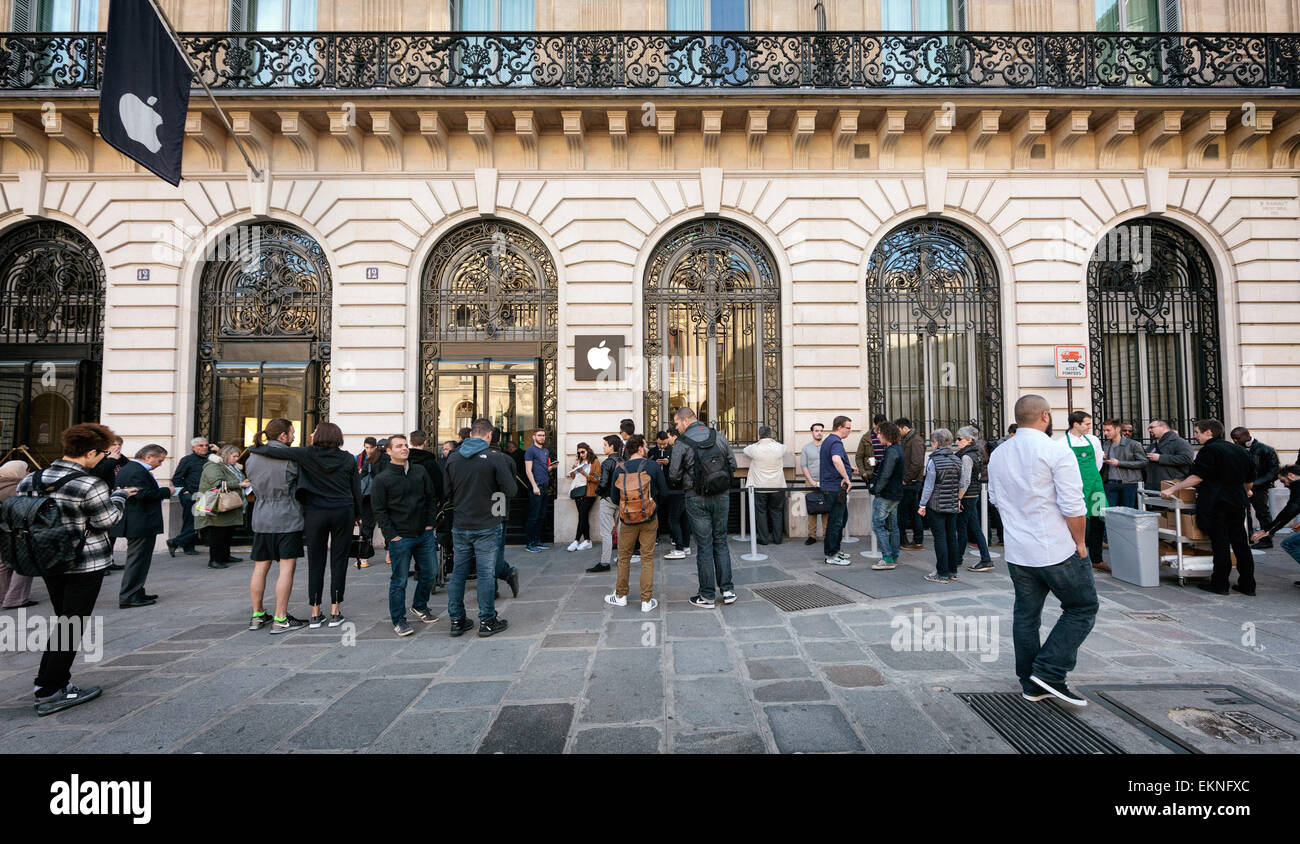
xmin=166 ymin=436 xmax=212 ymax=556
xmin=1231 ymin=427 xmax=1280 ymax=548
xmin=896 ymin=418 xmax=927 ymax=550
xmin=115 ymin=444 xmax=173 ymax=608
xmin=1251 ymin=465 xmax=1300 ymax=582
xmin=443 ymin=418 xmax=519 ymax=637
xmin=372 ymin=435 xmax=439 ymax=637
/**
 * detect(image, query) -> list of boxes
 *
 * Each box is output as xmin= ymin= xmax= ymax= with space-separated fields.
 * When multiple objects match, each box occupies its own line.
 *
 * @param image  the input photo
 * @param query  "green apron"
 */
xmin=1068 ymin=434 xmax=1106 ymax=518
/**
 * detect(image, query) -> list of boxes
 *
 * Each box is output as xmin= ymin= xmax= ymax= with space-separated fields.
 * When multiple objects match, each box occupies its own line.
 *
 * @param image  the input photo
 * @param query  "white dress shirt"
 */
xmin=988 ymin=427 xmax=1086 ymax=567
xmin=743 ymin=438 xmax=788 ymax=489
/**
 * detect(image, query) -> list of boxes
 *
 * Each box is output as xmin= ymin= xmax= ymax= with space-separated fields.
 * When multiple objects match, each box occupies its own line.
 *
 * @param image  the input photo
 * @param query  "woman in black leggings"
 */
xmin=248 ymin=422 xmax=362 ymax=627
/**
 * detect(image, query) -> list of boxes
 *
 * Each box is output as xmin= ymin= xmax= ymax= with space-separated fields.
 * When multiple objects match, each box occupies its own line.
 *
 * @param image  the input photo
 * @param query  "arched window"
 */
xmin=644 ymin=218 xmax=781 ymax=444
xmin=865 ymin=218 xmax=1002 ymax=436
xmin=419 ymin=219 xmax=558 ymax=448
xmin=195 ymin=221 xmax=331 ymax=446
xmin=1087 ymin=218 xmax=1221 ymax=434
xmin=0 ymin=219 xmax=104 ymax=467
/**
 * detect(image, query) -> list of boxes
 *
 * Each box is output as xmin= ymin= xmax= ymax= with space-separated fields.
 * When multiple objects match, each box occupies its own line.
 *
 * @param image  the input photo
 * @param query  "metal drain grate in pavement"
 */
xmin=753 ymin=583 xmax=854 ymax=612
xmin=957 ymin=692 xmax=1127 ymax=754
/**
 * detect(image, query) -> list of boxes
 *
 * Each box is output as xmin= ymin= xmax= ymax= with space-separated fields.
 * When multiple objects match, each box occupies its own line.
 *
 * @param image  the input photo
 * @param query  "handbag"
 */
xmin=804 ymin=490 xmax=829 ymax=515
xmin=568 ymin=465 xmax=589 ymax=499
xmin=349 ymin=528 xmax=375 ymax=562
xmin=215 ymin=482 xmax=244 ymax=513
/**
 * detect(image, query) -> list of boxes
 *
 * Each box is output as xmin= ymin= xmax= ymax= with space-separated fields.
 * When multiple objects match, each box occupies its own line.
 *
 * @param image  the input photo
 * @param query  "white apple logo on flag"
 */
xmin=587 ymin=340 xmax=613 ymax=373
xmin=118 ymin=93 xmax=164 ymax=154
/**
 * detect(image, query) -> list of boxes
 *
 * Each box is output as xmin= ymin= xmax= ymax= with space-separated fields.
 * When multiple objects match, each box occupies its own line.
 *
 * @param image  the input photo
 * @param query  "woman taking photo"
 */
xmin=196 ymin=445 xmax=251 ymax=570
xmin=566 ymin=443 xmax=600 ymax=551
xmin=249 ymin=422 xmax=362 ymax=628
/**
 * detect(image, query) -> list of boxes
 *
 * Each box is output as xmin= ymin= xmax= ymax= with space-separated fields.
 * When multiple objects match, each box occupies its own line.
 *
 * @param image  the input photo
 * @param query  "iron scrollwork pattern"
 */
xmin=4 ymin=31 xmax=1299 ymax=91
xmin=644 ymin=219 xmax=781 ymax=445
xmin=0 ymin=220 xmax=104 ymax=351
xmin=1086 ymin=219 xmax=1221 ymax=435
xmin=195 ymin=222 xmax=332 ymax=438
xmin=865 ymin=218 xmax=1002 ymax=437
xmin=419 ymin=219 xmax=558 ymax=436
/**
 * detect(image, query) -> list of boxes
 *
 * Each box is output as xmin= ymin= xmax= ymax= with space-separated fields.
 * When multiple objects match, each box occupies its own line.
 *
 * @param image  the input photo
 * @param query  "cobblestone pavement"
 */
xmin=2 ymin=535 xmax=1299 ymax=753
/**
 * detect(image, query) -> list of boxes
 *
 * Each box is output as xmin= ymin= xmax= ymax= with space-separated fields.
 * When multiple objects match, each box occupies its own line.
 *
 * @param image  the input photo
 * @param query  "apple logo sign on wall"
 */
xmin=118 ymin=93 xmax=165 ymax=154
xmin=587 ymin=340 xmax=613 ymax=373
xmin=576 ymin=335 xmax=624 ymax=382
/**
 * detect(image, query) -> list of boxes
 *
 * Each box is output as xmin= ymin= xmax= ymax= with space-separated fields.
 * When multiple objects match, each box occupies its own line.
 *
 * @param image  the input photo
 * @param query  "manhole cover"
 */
xmin=1084 ymin=684 xmax=1300 ymax=753
xmin=753 ymin=583 xmax=854 ymax=612
xmin=957 ymin=692 xmax=1126 ymax=754
xmin=1124 ymin=611 xmax=1178 ymax=622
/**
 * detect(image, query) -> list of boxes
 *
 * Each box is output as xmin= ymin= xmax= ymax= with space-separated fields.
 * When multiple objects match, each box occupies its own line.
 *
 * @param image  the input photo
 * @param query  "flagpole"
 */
xmin=141 ymin=0 xmax=265 ymax=181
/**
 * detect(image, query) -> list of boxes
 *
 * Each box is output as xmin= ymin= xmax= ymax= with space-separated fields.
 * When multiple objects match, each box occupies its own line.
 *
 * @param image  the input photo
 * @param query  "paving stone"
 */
xmin=823 ymin=665 xmax=886 ymax=688
xmin=306 ymin=641 xmax=413 ymax=671
xmin=739 ymin=640 xmax=798 ymax=658
xmin=764 ymin=704 xmax=864 ymax=753
xmin=414 ymin=680 xmax=512 ymax=710
xmin=368 ymin=709 xmax=494 ymax=754
xmin=290 ymin=678 xmax=429 ymax=749
xmin=730 ymin=627 xmax=792 ymax=643
xmin=803 ymin=640 xmax=868 ymax=663
xmin=673 ymin=677 xmax=754 ymax=729
xmin=605 ymin=619 xmax=662 ymax=647
xmin=573 ymin=726 xmax=662 ymax=754
xmin=868 ymin=644 xmax=967 ymax=671
xmin=444 ymin=639 xmax=535 ymax=677
xmin=479 ymin=703 xmax=574 ymax=753
xmin=1112 ymin=654 xmax=1175 ymax=668
xmin=507 ymin=650 xmax=591 ymax=700
xmin=672 ymin=640 xmax=733 ymax=675
xmin=583 ymin=648 xmax=662 ymax=724
xmin=1190 ymin=643 xmax=1277 ymax=666
xmin=745 ymin=658 xmax=812 ymax=680
xmin=672 ymin=730 xmax=768 ymax=754
xmin=181 ymin=703 xmax=321 ymax=753
xmin=792 ymin=614 xmax=847 ymax=639
xmin=666 ymin=612 xmax=725 ymax=638
xmin=551 ymin=613 xmax=606 ymax=632
xmin=0 ymin=728 xmax=94 ymax=753
xmin=168 ymin=624 xmax=241 ymax=641
xmin=719 ymin=601 xmax=784 ymax=627
xmin=754 ymin=680 xmax=830 ymax=702
xmin=102 ymin=651 xmax=188 ymax=667
xmin=838 ymin=689 xmax=952 ymax=753
xmin=264 ymin=671 xmax=364 ymax=701
xmin=542 ymin=632 xmax=599 ymax=649
xmin=371 ymin=657 xmax=449 ymax=677
xmin=113 ymin=674 xmax=196 ymax=696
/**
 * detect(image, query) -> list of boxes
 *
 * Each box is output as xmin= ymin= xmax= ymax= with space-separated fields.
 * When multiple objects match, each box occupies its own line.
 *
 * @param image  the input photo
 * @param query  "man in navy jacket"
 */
xmin=114 ymin=444 xmax=173 ymax=608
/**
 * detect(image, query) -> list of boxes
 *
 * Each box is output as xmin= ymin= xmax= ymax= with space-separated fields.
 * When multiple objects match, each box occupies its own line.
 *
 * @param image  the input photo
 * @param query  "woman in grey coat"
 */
xmin=244 ymin=418 xmax=307 ymax=634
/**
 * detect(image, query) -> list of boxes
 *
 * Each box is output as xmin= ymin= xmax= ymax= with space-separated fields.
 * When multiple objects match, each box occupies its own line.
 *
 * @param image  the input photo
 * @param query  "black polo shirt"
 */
xmin=1191 ymin=436 xmax=1254 ymax=515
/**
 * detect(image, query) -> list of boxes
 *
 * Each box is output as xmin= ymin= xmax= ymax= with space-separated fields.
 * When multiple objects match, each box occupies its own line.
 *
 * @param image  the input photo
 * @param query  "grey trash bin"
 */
xmin=1106 ymin=507 xmax=1161 ymax=587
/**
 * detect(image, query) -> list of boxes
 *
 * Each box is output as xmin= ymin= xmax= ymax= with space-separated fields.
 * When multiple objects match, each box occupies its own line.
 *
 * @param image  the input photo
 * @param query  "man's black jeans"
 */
xmin=35 ymin=569 xmax=106 ymax=697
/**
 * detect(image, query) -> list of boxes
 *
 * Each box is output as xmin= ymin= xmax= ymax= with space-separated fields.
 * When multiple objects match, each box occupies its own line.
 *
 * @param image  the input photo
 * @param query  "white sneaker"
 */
xmin=631 ymin=555 xmax=641 ymax=564
xmin=641 ymin=598 xmax=658 ymax=612
xmin=684 ymin=547 xmax=693 ymax=555
xmin=577 ymin=540 xmax=592 ymax=551
xmin=721 ymin=590 xmax=737 ymax=604
xmin=664 ymin=549 xmax=686 ymax=560
xmin=567 ymin=540 xmax=580 ymax=552
xmin=604 ymin=592 xmax=627 ymax=607
xmin=834 ymin=551 xmax=851 ymax=561
xmin=824 ymin=556 xmax=851 ymax=566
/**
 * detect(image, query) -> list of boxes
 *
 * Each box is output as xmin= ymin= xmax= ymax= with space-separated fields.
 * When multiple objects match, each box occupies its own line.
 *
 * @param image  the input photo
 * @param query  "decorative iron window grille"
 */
xmin=195 ymin=222 xmax=332 ymax=438
xmin=644 ymin=218 xmax=781 ymax=445
xmin=0 ymin=219 xmax=104 ymax=351
xmin=2 ymin=31 xmax=1297 ymax=91
xmin=1087 ymin=218 xmax=1222 ymax=435
xmin=865 ymin=218 xmax=1001 ymax=437
xmin=419 ymin=218 xmax=558 ymax=436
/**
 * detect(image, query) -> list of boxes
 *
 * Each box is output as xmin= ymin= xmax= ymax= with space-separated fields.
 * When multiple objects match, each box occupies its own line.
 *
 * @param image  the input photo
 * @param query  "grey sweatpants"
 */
xmin=599 ymin=498 xmax=618 ymax=566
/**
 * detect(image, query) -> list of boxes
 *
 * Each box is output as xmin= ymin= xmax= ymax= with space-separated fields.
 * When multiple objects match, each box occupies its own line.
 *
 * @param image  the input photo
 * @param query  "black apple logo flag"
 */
xmin=99 ymin=0 xmax=193 ymax=185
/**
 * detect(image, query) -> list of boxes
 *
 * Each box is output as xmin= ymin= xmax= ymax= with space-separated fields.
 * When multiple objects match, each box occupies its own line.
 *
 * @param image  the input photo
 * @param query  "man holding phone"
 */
xmin=819 ymin=416 xmax=854 ymax=566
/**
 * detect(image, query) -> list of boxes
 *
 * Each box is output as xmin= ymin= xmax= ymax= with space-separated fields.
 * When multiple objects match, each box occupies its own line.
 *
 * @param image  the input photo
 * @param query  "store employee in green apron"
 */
xmin=1065 ymin=411 xmax=1108 ymax=572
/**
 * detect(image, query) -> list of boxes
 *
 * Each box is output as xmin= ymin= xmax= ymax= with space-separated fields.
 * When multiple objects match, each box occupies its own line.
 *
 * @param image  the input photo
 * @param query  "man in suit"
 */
xmin=167 ymin=436 xmax=212 ymax=557
xmin=115 ymin=444 xmax=173 ymax=608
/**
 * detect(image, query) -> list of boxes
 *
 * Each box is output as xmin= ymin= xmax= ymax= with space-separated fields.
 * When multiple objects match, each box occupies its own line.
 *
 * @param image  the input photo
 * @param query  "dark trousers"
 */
xmin=900 ymin=483 xmax=925 ymax=545
xmin=929 ymin=510 xmax=961 ymax=577
xmin=35 ymin=569 xmax=106 ymax=697
xmin=823 ymin=490 xmax=847 ymax=558
xmin=660 ymin=493 xmax=685 ymax=550
xmin=360 ymin=497 xmax=376 ymax=545
xmin=119 ymin=534 xmax=156 ymax=603
xmin=526 ymin=486 xmax=547 ymax=545
xmin=304 ymin=505 xmax=352 ymax=606
xmin=1207 ymin=502 xmax=1256 ymax=592
xmin=958 ymin=497 xmax=990 ymax=564
xmin=754 ymin=489 xmax=785 ymax=545
xmin=574 ymin=495 xmax=594 ymax=541
xmin=1246 ymin=485 xmax=1272 ymax=536
xmin=1085 ymin=516 xmax=1105 ymax=567
xmin=988 ymin=502 xmax=1003 ymax=543
xmin=171 ymin=492 xmax=197 ymax=551
xmin=208 ymin=524 xmax=234 ymax=563
xmin=1007 ymin=553 xmax=1098 ymax=688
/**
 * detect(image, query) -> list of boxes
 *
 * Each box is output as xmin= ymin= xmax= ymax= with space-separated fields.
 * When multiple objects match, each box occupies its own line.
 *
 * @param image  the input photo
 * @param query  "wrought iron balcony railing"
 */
xmin=2 ymin=30 xmax=1298 ymax=92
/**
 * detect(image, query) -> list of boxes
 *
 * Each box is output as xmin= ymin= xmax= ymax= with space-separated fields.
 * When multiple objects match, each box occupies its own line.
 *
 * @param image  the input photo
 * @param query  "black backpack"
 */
xmin=0 ymin=468 xmax=89 ymax=578
xmin=684 ymin=430 xmax=732 ymax=496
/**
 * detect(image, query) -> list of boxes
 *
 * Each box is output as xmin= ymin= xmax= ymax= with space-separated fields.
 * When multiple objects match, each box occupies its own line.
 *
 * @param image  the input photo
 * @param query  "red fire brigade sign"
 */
xmin=1055 ymin=345 xmax=1088 ymax=379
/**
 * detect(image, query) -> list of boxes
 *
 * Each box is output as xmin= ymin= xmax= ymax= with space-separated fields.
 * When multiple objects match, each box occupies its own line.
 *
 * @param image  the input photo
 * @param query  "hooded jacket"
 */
xmin=245 ymin=440 xmax=303 ymax=533
xmin=900 ymin=429 xmax=925 ymax=486
xmin=442 ymin=437 xmax=519 ymax=531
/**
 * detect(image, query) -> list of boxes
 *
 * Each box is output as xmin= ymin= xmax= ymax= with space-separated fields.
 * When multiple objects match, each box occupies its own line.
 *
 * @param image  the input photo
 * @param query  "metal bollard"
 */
xmin=859 ymin=488 xmax=882 ymax=559
xmin=740 ymin=485 xmax=768 ymax=562
xmin=970 ymin=486 xmax=1001 ymax=559
xmin=731 ymin=484 xmax=748 ymax=542
xmin=841 ymin=487 xmax=859 ymax=544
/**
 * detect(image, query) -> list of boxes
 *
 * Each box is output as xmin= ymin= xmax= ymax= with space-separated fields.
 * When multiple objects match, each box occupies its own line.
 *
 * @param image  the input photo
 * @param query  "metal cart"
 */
xmin=1138 ymin=486 xmax=1213 ymax=586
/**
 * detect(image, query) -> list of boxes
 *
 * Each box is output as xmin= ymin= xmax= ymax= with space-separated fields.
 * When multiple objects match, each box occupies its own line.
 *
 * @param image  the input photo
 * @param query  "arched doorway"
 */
xmin=0 ymin=219 xmax=104 ymax=468
xmin=643 ymin=218 xmax=782 ymax=445
xmin=1087 ymin=218 xmax=1222 ymax=434
xmin=865 ymin=217 xmax=1002 ymax=436
xmin=194 ymin=221 xmax=332 ymax=448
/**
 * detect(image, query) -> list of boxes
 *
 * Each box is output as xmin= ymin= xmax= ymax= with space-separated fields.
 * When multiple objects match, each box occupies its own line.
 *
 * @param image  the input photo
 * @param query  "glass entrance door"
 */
xmin=212 ymin=361 xmax=316 ymax=449
xmin=434 ymin=359 xmax=538 ymax=448
xmin=0 ymin=359 xmax=95 ymax=468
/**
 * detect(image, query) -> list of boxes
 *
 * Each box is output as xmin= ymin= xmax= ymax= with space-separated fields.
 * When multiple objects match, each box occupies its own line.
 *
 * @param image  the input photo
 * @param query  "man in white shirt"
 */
xmin=744 ymin=426 xmax=788 ymax=545
xmin=988 ymin=394 xmax=1096 ymax=708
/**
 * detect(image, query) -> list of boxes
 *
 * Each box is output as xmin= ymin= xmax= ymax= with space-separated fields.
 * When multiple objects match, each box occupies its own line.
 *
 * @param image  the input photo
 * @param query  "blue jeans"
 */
xmin=958 ymin=497 xmax=991 ymax=564
xmin=1007 ymin=553 xmax=1099 ymax=688
xmin=929 ymin=510 xmax=961 ymax=576
xmin=388 ymin=530 xmax=437 ymax=625
xmin=448 ymin=525 xmax=502 ymax=623
xmin=871 ymin=497 xmax=900 ymax=559
xmin=685 ymin=493 xmax=732 ymax=601
xmin=1104 ymin=483 xmax=1138 ymax=510
xmin=823 ymin=490 xmax=847 ymax=558
xmin=1282 ymin=532 xmax=1300 ymax=567
xmin=526 ymin=486 xmax=547 ymax=545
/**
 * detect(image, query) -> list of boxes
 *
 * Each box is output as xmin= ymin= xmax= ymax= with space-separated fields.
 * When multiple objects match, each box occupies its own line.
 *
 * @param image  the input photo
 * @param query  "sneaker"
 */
xmin=804 ymin=536 xmax=817 ymax=545
xmin=525 ymin=544 xmax=544 ymax=554
xmin=34 ymin=684 xmax=102 ymax=717
xmin=1030 ymin=675 xmax=1087 ymax=707
xmin=328 ymin=613 xmax=345 ymax=628
xmin=1231 ymin=583 xmax=1257 ymax=597
xmin=247 ymin=612 xmax=272 ymax=631
xmin=631 ymin=555 xmax=641 ymax=564
xmin=1021 ymin=685 xmax=1054 ymax=702
xmin=577 ymin=540 xmax=593 ymax=551
xmin=688 ymin=594 xmax=715 ymax=609
xmin=684 ymin=547 xmax=693 ymax=555
xmin=834 ymin=551 xmax=850 ymax=561
xmin=504 ymin=566 xmax=520 ymax=599
xmin=308 ymin=614 xmax=326 ymax=628
xmin=721 ymin=590 xmax=737 ymax=605
xmin=567 ymin=540 xmax=580 ymax=552
xmin=412 ymin=607 xmax=438 ymax=623
xmin=449 ymin=617 xmax=475 ymax=637
xmin=641 ymin=598 xmax=658 ymax=612
xmin=478 ymin=616 xmax=509 ymax=637
xmin=270 ymin=614 xmax=307 ymax=635
xmin=968 ymin=560 xmax=995 ymax=573
xmin=605 ymin=592 xmax=628 ymax=607
xmin=358 ymin=560 xmax=371 ymax=568
xmin=871 ymin=558 xmax=898 ymax=570
xmin=394 ymin=621 xmax=415 ymax=637
xmin=585 ymin=563 xmax=611 ymax=573
xmin=949 ymin=570 xmax=958 ymax=580
xmin=923 ymin=572 xmax=950 ymax=584
xmin=663 ymin=549 xmax=686 ymax=560
xmin=824 ymin=556 xmax=851 ymax=566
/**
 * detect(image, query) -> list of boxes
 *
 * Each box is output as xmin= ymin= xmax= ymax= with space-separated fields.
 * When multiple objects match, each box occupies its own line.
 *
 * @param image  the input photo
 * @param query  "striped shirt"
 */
xmin=15 ymin=459 xmax=128 ymax=574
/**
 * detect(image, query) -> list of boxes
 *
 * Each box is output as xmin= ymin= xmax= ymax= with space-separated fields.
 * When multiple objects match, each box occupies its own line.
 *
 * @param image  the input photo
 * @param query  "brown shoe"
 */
xmin=901 ymin=543 xmax=925 ymax=551
xmin=1092 ymin=562 xmax=1111 ymax=573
